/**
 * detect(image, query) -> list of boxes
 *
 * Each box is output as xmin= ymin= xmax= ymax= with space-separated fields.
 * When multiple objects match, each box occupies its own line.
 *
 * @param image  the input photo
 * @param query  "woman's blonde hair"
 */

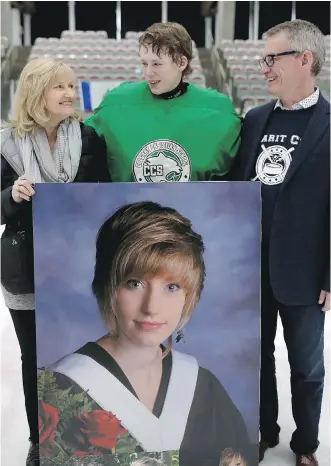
xmin=8 ymin=57 xmax=79 ymax=137
xmin=92 ymin=201 xmax=206 ymax=356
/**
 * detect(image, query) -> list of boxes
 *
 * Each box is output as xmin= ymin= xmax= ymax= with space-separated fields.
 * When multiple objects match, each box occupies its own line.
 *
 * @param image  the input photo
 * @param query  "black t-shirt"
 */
xmin=250 ymin=106 xmax=315 ymax=249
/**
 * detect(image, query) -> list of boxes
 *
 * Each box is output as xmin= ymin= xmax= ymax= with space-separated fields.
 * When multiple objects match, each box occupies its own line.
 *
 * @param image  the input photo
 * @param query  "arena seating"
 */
xmin=1 ymin=36 xmax=9 ymax=60
xmin=24 ymin=31 xmax=331 ymax=116
xmin=28 ymin=30 xmax=206 ymax=113
xmin=219 ymin=37 xmax=330 ymax=115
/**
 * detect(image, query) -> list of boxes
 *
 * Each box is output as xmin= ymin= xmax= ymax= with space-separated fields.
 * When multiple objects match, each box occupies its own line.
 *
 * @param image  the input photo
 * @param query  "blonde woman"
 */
xmin=38 ymin=202 xmax=253 ymax=466
xmin=1 ymin=58 xmax=109 ymax=466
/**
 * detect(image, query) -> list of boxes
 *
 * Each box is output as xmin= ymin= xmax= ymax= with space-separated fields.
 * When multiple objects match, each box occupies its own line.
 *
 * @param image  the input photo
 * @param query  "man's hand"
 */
xmin=318 ymin=290 xmax=330 ymax=312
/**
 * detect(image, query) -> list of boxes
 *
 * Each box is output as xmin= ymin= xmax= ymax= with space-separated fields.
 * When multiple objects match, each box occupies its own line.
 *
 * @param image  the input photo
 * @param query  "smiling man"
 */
xmin=84 ymin=22 xmax=241 ymax=183
xmin=228 ymin=19 xmax=330 ymax=466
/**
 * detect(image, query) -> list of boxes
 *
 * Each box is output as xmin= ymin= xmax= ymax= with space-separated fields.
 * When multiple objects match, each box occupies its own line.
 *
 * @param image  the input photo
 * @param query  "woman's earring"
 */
xmin=175 ymin=330 xmax=184 ymax=343
xmin=108 ymin=328 xmax=117 ymax=339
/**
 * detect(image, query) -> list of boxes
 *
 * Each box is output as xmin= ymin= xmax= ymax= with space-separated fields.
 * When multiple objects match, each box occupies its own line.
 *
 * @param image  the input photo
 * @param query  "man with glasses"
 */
xmin=229 ymin=20 xmax=330 ymax=466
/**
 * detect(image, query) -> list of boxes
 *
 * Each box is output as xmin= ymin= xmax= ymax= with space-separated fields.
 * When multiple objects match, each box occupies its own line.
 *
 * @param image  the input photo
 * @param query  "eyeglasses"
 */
xmin=258 ymin=50 xmax=300 ymax=68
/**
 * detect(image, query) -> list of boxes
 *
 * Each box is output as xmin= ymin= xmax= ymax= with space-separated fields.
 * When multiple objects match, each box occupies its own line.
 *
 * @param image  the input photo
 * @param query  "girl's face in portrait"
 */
xmin=114 ymin=274 xmax=187 ymax=348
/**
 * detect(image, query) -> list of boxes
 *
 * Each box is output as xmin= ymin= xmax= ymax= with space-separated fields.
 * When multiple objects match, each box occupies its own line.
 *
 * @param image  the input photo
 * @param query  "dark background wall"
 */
xmin=235 ymin=1 xmax=330 ymax=39
xmin=30 ymin=1 xmax=206 ymax=44
xmin=30 ymin=1 xmax=330 ymax=46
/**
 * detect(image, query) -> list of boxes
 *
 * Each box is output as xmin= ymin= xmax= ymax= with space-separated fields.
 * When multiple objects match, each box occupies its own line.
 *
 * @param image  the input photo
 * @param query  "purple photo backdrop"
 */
xmin=33 ymin=181 xmax=261 ymax=442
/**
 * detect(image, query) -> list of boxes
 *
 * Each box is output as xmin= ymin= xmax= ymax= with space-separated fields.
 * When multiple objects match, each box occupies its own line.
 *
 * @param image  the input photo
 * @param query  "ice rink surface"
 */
xmin=0 ymin=273 xmax=330 ymax=466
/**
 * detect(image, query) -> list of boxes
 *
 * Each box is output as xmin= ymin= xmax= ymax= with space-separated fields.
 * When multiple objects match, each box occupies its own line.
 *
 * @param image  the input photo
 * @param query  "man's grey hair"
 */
xmin=263 ymin=19 xmax=326 ymax=76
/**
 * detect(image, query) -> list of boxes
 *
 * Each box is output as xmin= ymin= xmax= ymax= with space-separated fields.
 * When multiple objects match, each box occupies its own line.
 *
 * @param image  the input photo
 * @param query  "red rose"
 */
xmin=38 ymin=401 xmax=59 ymax=447
xmin=78 ymin=410 xmax=127 ymax=450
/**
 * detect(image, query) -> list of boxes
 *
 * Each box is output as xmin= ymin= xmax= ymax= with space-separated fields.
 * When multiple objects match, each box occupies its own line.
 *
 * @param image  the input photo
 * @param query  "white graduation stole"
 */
xmin=49 ymin=349 xmax=199 ymax=452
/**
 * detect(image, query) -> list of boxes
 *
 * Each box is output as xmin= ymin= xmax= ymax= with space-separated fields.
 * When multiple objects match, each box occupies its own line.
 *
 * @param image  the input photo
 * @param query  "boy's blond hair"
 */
xmin=139 ymin=22 xmax=193 ymax=76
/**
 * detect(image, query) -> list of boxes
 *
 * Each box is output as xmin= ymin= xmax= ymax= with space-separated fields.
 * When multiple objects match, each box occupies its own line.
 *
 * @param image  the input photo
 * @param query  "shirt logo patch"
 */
xmin=253 ymin=144 xmax=294 ymax=185
xmin=133 ymin=139 xmax=191 ymax=182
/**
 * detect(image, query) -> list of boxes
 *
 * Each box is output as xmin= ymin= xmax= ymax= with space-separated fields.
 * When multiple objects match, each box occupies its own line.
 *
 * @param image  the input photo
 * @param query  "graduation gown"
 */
xmin=37 ymin=342 xmax=256 ymax=466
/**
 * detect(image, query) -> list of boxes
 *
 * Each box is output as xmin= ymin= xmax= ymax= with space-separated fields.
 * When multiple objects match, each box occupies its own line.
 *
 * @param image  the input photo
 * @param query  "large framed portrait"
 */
xmin=33 ymin=182 xmax=260 ymax=466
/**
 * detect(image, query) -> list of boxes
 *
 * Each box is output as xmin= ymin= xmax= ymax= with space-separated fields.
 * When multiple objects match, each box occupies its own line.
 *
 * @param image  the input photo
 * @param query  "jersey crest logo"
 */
xmin=253 ymin=144 xmax=294 ymax=185
xmin=133 ymin=139 xmax=191 ymax=182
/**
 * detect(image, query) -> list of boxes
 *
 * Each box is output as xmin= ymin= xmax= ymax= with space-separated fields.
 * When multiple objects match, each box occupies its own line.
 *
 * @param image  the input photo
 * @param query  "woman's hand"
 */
xmin=12 ymin=175 xmax=35 ymax=203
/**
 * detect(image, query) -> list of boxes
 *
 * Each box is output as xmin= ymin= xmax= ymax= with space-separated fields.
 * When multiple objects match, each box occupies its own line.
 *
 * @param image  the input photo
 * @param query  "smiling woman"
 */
xmin=0 ymin=57 xmax=110 ymax=466
xmin=11 ymin=59 xmax=77 ymax=137
xmin=2 ymin=58 xmax=109 ymax=183
xmin=37 ymin=200 xmax=255 ymax=466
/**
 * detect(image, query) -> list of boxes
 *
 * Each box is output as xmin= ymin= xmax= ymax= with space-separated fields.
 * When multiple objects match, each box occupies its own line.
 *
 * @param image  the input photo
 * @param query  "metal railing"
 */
xmin=1 ymin=45 xmax=19 ymax=120
xmin=205 ymin=16 xmax=214 ymax=49
xmin=203 ymin=13 xmax=233 ymax=100
xmin=210 ymin=46 xmax=233 ymax=100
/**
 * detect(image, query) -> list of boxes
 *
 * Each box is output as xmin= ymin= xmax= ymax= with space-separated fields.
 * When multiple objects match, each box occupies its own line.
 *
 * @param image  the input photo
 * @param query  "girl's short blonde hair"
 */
xmin=8 ymin=58 xmax=78 ymax=137
xmin=92 ymin=201 xmax=206 ymax=355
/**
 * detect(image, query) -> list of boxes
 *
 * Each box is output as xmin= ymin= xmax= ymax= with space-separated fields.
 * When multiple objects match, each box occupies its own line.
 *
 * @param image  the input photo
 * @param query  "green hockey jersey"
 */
xmin=85 ymin=81 xmax=242 ymax=182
